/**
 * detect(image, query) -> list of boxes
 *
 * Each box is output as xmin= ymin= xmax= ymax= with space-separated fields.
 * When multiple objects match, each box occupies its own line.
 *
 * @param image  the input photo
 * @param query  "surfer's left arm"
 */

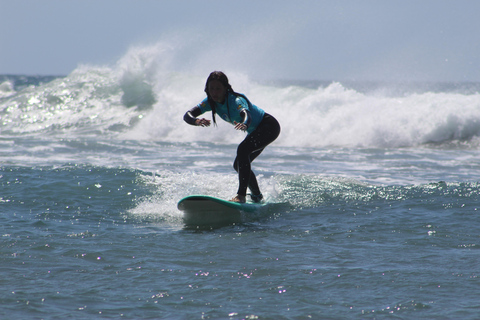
xmin=234 ymin=109 xmax=251 ymax=131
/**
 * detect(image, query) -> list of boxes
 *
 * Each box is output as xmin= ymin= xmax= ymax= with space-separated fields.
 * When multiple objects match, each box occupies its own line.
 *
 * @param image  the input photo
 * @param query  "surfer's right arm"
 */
xmin=184 ymin=106 xmax=211 ymax=127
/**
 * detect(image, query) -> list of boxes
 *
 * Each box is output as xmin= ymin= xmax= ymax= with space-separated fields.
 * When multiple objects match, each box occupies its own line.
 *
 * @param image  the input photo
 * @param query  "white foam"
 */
xmin=127 ymin=170 xmax=278 ymax=222
xmin=3 ymin=40 xmax=480 ymax=149
xmin=0 ymin=80 xmax=15 ymax=98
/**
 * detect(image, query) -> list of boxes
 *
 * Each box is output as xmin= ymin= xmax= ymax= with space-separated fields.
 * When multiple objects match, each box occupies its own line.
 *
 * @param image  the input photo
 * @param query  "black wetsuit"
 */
xmin=233 ymin=113 xmax=280 ymax=196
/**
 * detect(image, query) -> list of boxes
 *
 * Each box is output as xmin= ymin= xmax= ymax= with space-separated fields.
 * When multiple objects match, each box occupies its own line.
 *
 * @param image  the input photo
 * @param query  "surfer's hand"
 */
xmin=234 ymin=121 xmax=247 ymax=131
xmin=196 ymin=118 xmax=211 ymax=127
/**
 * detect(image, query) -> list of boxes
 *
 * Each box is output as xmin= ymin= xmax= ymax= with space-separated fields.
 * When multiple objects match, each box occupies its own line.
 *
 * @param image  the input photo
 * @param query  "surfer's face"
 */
xmin=208 ymin=80 xmax=227 ymax=104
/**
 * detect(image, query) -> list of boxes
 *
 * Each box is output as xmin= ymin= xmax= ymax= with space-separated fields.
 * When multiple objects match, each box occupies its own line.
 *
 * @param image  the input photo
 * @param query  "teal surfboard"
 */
xmin=177 ymin=195 xmax=265 ymax=227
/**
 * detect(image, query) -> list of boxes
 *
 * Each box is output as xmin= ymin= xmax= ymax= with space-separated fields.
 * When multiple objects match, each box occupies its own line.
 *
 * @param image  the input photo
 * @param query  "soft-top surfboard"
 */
xmin=178 ymin=195 xmax=266 ymax=227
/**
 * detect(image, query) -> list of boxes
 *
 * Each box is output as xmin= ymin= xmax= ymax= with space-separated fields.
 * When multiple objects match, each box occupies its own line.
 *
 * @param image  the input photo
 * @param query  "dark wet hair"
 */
xmin=204 ymin=71 xmax=253 ymax=126
xmin=204 ymin=71 xmax=233 ymax=125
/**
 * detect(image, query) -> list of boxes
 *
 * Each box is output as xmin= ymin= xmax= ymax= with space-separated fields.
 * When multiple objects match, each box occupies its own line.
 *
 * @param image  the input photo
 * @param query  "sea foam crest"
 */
xmin=2 ymin=41 xmax=480 ymax=148
xmin=137 ymin=74 xmax=480 ymax=148
xmin=0 ymin=80 xmax=15 ymax=99
xmin=113 ymin=43 xmax=480 ymax=148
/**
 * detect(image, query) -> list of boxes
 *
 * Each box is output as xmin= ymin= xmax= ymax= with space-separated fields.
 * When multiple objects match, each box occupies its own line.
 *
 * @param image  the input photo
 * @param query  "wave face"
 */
xmin=2 ymin=43 xmax=480 ymax=148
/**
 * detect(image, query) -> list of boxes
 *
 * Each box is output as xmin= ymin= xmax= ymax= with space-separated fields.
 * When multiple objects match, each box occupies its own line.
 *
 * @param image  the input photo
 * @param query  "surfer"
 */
xmin=183 ymin=71 xmax=280 ymax=203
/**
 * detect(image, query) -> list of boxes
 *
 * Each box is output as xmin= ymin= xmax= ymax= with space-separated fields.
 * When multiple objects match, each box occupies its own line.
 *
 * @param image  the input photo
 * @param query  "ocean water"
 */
xmin=2 ymin=49 xmax=480 ymax=319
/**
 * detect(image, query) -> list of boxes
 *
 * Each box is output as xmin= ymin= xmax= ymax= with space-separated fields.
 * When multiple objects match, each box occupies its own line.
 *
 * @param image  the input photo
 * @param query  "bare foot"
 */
xmin=229 ymin=195 xmax=246 ymax=203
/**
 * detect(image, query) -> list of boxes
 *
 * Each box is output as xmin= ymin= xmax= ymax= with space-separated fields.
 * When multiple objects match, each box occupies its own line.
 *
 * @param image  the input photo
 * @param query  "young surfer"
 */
xmin=183 ymin=71 xmax=281 ymax=203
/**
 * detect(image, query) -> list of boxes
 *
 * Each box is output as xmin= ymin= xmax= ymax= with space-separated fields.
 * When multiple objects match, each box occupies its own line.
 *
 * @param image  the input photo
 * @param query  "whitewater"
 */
xmin=1 ymin=44 xmax=480 ymax=319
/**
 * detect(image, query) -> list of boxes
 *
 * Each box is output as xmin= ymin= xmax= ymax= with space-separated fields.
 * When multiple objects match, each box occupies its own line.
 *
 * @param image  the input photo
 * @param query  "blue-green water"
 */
xmin=2 ymin=70 xmax=480 ymax=319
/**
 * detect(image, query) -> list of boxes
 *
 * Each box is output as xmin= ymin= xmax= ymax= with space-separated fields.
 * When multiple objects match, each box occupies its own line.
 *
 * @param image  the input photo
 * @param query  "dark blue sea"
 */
xmin=2 ymin=54 xmax=480 ymax=319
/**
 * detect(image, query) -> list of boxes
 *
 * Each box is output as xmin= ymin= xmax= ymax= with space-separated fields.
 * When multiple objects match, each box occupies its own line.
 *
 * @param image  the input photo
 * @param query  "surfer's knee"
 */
xmin=237 ymin=139 xmax=251 ymax=154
